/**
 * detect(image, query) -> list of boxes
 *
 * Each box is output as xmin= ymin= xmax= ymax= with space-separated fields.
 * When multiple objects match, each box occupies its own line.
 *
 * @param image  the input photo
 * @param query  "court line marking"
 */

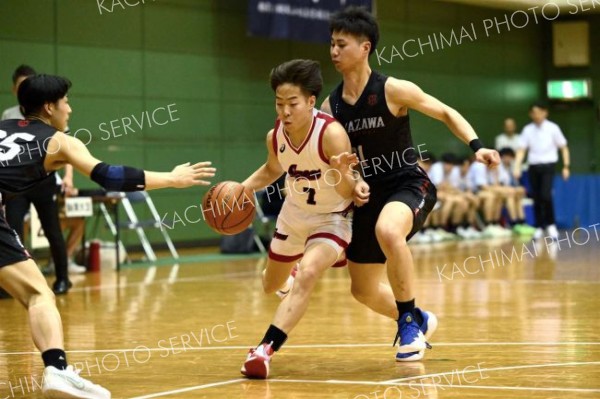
xmin=125 ymin=361 xmax=600 ymax=399
xmin=382 ymin=360 xmax=600 ymax=383
xmin=1 ymin=342 xmax=599 ymax=356
xmin=128 ymin=378 xmax=246 ymax=399
xmin=266 ymin=378 xmax=600 ymax=393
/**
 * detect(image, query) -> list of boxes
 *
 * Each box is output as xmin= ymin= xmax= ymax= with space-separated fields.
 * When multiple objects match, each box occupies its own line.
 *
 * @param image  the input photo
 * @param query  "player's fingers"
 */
xmin=196 ymin=168 xmax=216 ymax=174
xmin=358 ymin=192 xmax=370 ymax=200
xmin=191 ymin=161 xmax=213 ymax=169
xmin=195 ymin=172 xmax=216 ymax=179
xmin=347 ymin=154 xmax=359 ymax=163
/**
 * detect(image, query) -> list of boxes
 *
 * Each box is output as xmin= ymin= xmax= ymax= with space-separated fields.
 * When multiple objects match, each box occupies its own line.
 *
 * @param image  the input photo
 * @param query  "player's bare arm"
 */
xmin=44 ymin=132 xmax=215 ymax=190
xmin=560 ymin=145 xmax=570 ymax=180
xmin=513 ymin=148 xmax=527 ymax=180
xmin=322 ymin=121 xmax=358 ymax=199
xmin=321 ymin=96 xmax=370 ymax=206
xmin=242 ymin=129 xmax=285 ymax=192
xmin=385 ymin=78 xmax=500 ymax=167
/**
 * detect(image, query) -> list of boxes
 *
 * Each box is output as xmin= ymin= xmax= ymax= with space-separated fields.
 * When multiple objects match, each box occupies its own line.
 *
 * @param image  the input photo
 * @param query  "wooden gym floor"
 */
xmin=0 ymin=235 xmax=599 ymax=398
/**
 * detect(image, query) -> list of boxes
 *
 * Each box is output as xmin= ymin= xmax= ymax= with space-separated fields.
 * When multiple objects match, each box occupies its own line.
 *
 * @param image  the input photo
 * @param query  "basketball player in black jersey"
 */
xmin=0 ymin=74 xmax=215 ymax=398
xmin=322 ymin=7 xmax=500 ymax=361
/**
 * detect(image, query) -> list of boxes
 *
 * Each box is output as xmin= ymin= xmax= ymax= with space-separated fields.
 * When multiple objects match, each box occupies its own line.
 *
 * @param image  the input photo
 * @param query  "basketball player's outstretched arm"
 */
xmin=321 ymin=97 xmax=370 ymax=206
xmin=385 ymin=78 xmax=500 ymax=168
xmin=44 ymin=132 xmax=215 ymax=190
xmin=323 ymin=122 xmax=359 ymax=199
xmin=242 ymin=129 xmax=285 ymax=192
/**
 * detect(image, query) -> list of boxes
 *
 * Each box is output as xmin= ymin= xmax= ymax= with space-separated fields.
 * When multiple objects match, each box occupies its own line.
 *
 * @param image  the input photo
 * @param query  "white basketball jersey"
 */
xmin=273 ymin=109 xmax=352 ymax=214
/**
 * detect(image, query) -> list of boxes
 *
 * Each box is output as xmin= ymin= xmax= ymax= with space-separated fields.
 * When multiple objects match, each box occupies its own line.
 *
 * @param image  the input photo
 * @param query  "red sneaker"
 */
xmin=241 ymin=342 xmax=274 ymax=379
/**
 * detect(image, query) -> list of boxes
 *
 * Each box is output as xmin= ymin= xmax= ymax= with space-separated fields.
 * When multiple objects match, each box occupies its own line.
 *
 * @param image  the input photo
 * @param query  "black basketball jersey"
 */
xmin=0 ymin=119 xmax=57 ymax=196
xmin=329 ymin=70 xmax=418 ymax=182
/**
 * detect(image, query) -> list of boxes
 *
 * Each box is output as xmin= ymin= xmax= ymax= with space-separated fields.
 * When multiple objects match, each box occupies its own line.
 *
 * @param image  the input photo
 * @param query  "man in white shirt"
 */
xmin=514 ymin=103 xmax=570 ymax=240
xmin=1 ymin=65 xmax=36 ymax=120
xmin=495 ymin=118 xmax=521 ymax=152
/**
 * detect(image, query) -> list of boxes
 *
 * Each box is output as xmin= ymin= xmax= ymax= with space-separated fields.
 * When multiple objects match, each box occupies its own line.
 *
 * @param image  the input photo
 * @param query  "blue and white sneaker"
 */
xmin=395 ymin=308 xmax=437 ymax=362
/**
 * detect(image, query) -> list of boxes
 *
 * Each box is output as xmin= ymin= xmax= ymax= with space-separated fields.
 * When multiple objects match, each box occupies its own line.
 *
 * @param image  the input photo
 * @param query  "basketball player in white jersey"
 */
xmin=240 ymin=59 xmax=358 ymax=379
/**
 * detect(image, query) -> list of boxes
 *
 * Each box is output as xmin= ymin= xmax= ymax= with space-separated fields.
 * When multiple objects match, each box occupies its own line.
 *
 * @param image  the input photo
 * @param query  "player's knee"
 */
xmin=261 ymin=269 xmax=280 ymax=294
xmin=375 ymin=223 xmax=408 ymax=251
xmin=262 ymin=279 xmax=280 ymax=294
xmin=294 ymin=268 xmax=319 ymax=293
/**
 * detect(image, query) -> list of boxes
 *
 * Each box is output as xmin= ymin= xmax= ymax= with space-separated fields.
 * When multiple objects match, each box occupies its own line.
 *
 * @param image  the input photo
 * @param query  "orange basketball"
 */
xmin=202 ymin=181 xmax=256 ymax=235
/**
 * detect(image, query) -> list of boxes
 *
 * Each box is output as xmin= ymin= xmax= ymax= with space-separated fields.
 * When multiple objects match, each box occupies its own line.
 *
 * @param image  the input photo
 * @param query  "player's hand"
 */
xmin=562 ymin=166 xmax=570 ymax=181
xmin=61 ymin=175 xmax=74 ymax=194
xmin=330 ymin=152 xmax=359 ymax=173
xmin=171 ymin=162 xmax=216 ymax=188
xmin=475 ymin=148 xmax=500 ymax=168
xmin=353 ymin=180 xmax=370 ymax=207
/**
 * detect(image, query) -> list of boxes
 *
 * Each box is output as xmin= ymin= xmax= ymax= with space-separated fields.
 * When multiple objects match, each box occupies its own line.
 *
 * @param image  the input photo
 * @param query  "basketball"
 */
xmin=202 ymin=181 xmax=256 ymax=235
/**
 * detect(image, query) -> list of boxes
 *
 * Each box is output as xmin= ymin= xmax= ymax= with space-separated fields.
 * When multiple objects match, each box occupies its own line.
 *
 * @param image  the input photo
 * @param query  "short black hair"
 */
xmin=330 ymin=6 xmax=379 ymax=55
xmin=18 ymin=74 xmax=72 ymax=117
xmin=458 ymin=155 xmax=471 ymax=164
xmin=530 ymin=101 xmax=548 ymax=111
xmin=499 ymin=147 xmax=516 ymax=157
xmin=441 ymin=152 xmax=459 ymax=165
xmin=270 ymin=59 xmax=322 ymax=98
xmin=12 ymin=64 xmax=36 ymax=84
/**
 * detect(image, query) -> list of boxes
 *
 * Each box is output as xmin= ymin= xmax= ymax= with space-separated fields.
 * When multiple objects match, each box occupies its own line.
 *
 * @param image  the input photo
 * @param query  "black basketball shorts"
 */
xmin=347 ymin=167 xmax=437 ymax=264
xmin=0 ymin=211 xmax=31 ymax=269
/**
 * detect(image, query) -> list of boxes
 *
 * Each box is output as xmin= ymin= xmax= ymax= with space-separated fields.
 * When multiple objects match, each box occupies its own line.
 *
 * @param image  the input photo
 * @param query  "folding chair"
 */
xmin=100 ymin=191 xmax=179 ymax=262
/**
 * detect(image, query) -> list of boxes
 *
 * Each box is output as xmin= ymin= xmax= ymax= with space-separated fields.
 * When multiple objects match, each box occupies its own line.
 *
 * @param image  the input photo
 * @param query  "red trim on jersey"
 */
xmin=333 ymin=259 xmax=347 ymax=268
xmin=268 ymin=248 xmax=303 ymax=263
xmin=272 ymin=119 xmax=281 ymax=155
xmin=283 ymin=114 xmax=316 ymax=155
xmin=316 ymin=110 xmax=336 ymax=124
xmin=305 ymin=232 xmax=349 ymax=249
xmin=316 ymin=111 xmax=336 ymax=164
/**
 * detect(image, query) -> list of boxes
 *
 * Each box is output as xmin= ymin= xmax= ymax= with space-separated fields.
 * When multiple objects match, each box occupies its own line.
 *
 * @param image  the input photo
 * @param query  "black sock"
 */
xmin=396 ymin=299 xmax=424 ymax=325
xmin=516 ymin=219 xmax=525 ymax=225
xmin=42 ymin=349 xmax=68 ymax=370
xmin=461 ymin=221 xmax=470 ymax=229
xmin=261 ymin=324 xmax=288 ymax=352
xmin=396 ymin=299 xmax=415 ymax=319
